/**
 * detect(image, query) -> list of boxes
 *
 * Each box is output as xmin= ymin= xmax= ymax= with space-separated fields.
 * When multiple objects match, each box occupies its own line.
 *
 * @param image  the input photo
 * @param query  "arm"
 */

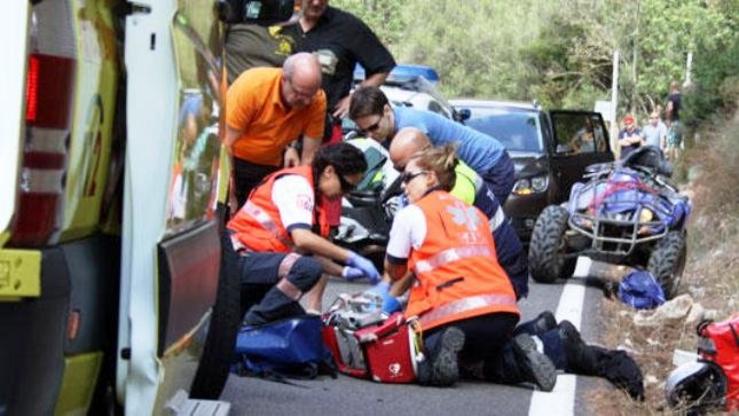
xmin=384 ymin=259 xmax=408 ymax=282
xmin=290 ymin=228 xmax=351 ymax=264
xmin=300 ymin=135 xmax=322 ymax=165
xmin=224 ymin=125 xmax=242 ymax=156
xmin=313 ymin=255 xmax=346 ymax=276
xmin=332 ymin=72 xmax=389 ymax=119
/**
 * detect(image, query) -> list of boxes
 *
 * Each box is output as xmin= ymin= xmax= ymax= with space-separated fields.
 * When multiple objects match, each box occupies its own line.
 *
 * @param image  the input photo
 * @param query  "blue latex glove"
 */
xmin=346 ymin=251 xmax=381 ymax=284
xmin=365 ymin=282 xmax=401 ymax=314
xmin=341 ymin=266 xmax=365 ymax=281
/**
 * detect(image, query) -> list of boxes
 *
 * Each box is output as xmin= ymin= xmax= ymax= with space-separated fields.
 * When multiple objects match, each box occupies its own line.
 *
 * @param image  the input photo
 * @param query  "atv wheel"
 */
xmin=529 ymin=206 xmax=576 ymax=283
xmin=190 ymin=235 xmax=241 ymax=399
xmin=647 ymin=230 xmax=687 ymax=299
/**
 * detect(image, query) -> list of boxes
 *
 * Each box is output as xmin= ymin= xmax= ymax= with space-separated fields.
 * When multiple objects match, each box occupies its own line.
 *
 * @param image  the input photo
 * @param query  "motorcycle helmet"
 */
xmin=666 ymin=361 xmax=727 ymax=412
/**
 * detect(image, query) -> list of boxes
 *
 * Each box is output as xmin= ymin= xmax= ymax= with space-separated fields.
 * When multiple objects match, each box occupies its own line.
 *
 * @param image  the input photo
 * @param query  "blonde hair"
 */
xmin=414 ymin=144 xmax=458 ymax=191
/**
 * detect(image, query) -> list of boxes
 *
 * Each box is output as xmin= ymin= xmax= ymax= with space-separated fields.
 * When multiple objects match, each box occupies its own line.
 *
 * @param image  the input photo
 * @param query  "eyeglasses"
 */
xmin=337 ymin=173 xmax=357 ymax=193
xmin=401 ymin=171 xmax=428 ymax=184
xmin=357 ymin=118 xmax=382 ymax=135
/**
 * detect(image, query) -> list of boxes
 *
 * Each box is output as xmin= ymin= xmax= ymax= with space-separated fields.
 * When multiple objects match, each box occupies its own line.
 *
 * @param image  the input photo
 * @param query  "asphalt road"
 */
xmin=221 ymin=259 xmax=616 ymax=416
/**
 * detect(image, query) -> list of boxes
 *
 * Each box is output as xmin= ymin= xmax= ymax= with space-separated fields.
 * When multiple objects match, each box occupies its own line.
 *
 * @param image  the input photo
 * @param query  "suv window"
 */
xmin=464 ymin=107 xmax=543 ymax=152
xmin=552 ymin=112 xmax=608 ymax=154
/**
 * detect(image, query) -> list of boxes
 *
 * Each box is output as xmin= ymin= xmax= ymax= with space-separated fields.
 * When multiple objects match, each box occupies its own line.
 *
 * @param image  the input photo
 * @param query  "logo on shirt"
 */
xmin=296 ymin=194 xmax=314 ymax=211
xmin=447 ymin=202 xmax=483 ymax=244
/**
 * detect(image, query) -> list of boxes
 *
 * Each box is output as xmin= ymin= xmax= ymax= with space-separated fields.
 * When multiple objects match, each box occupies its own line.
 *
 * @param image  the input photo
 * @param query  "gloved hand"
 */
xmin=341 ymin=266 xmax=365 ymax=281
xmin=364 ymin=281 xmax=401 ymax=314
xmin=346 ymin=251 xmax=381 ymax=284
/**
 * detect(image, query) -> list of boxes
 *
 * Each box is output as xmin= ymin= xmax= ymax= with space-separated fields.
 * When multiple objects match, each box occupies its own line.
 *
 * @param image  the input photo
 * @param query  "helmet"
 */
xmin=666 ymin=361 xmax=727 ymax=412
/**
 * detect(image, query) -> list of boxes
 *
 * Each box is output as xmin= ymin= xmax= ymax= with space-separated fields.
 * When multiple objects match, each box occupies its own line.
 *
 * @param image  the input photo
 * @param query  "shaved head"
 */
xmin=389 ymin=127 xmax=431 ymax=170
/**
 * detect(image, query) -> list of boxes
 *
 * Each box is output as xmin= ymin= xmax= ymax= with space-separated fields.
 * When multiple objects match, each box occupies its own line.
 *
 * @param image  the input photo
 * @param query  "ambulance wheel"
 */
xmin=190 ymin=236 xmax=241 ymax=399
xmin=529 ymin=205 xmax=575 ymax=283
xmin=647 ymin=230 xmax=687 ymax=299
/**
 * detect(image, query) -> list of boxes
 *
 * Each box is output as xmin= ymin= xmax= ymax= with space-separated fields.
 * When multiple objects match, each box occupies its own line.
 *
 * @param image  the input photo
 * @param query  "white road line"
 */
xmin=528 ymin=257 xmax=591 ymax=416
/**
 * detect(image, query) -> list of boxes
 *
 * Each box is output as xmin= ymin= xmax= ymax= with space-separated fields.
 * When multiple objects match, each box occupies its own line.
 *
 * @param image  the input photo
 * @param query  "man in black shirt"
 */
xmin=288 ymin=0 xmax=396 ymax=137
xmin=665 ymin=81 xmax=683 ymax=160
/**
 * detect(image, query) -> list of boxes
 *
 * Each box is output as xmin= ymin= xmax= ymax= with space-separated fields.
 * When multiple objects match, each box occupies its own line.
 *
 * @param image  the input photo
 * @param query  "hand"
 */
xmin=341 ymin=266 xmax=365 ymax=281
xmin=332 ymin=95 xmax=351 ymax=119
xmin=381 ymin=295 xmax=401 ymax=315
xmin=346 ymin=251 xmax=381 ymax=284
xmin=284 ymin=146 xmax=300 ymax=168
xmin=364 ymin=281 xmax=401 ymax=314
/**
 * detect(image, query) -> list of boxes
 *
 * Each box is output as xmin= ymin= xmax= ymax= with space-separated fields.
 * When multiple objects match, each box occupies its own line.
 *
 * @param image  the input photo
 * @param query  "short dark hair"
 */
xmin=312 ymin=142 xmax=367 ymax=180
xmin=349 ymin=86 xmax=388 ymax=120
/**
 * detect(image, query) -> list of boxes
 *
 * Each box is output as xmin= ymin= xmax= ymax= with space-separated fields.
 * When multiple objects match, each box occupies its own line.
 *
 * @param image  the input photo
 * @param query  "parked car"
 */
xmin=451 ymin=99 xmax=614 ymax=241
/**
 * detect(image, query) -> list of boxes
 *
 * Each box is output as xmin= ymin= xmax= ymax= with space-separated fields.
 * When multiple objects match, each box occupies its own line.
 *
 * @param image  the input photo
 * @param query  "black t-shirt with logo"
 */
xmin=225 ymin=24 xmax=296 ymax=84
xmin=287 ymin=6 xmax=396 ymax=112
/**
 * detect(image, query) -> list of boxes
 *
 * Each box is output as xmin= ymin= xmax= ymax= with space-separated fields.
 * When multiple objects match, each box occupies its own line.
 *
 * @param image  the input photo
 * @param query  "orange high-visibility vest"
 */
xmin=405 ymin=191 xmax=519 ymax=331
xmin=228 ymin=166 xmax=330 ymax=253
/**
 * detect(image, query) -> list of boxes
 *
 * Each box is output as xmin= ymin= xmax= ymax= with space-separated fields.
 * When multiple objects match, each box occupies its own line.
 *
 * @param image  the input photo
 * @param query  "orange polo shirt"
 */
xmin=226 ymin=67 xmax=326 ymax=166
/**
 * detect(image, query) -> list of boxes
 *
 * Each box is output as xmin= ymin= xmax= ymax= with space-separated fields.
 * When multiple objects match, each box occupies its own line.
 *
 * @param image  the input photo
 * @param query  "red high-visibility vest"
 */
xmin=228 ymin=166 xmax=329 ymax=252
xmin=405 ymin=191 xmax=519 ymax=331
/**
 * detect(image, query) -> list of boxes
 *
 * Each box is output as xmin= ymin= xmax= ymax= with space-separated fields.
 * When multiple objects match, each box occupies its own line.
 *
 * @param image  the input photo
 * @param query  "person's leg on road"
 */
xmin=239 ymin=252 xmax=323 ymax=325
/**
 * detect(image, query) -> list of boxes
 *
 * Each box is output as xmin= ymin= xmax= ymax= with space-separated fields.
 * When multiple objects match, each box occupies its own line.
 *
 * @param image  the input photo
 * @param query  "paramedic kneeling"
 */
xmin=383 ymin=144 xmax=556 ymax=390
xmin=227 ymin=143 xmax=380 ymax=326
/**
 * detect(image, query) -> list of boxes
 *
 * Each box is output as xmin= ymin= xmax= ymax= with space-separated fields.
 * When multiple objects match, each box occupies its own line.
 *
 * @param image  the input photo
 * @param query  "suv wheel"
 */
xmin=529 ymin=206 xmax=577 ymax=283
xmin=647 ymin=230 xmax=687 ymax=299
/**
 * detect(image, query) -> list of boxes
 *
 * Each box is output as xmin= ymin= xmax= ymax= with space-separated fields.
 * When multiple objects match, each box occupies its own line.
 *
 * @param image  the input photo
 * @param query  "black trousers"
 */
xmin=233 ymin=157 xmax=279 ymax=208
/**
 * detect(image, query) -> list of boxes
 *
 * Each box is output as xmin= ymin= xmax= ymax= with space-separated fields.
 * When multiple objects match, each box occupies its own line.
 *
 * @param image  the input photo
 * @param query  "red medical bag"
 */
xmin=322 ymin=307 xmax=421 ymax=383
xmin=697 ymin=313 xmax=739 ymax=410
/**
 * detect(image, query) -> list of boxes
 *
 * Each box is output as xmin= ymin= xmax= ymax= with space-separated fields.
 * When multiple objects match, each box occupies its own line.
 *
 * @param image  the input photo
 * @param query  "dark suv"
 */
xmin=451 ymin=99 xmax=614 ymax=241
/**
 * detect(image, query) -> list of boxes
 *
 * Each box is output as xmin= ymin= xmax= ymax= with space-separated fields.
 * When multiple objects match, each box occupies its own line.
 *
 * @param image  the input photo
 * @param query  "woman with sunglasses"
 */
xmin=383 ymin=144 xmax=556 ymax=390
xmin=226 ymin=143 xmax=381 ymax=325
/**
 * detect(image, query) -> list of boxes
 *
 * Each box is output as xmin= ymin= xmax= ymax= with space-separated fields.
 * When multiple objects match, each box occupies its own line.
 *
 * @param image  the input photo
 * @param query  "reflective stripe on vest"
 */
xmin=417 ymin=293 xmax=517 ymax=328
xmin=413 ymin=244 xmax=492 ymax=274
xmin=243 ymin=200 xmax=293 ymax=248
xmin=490 ymin=206 xmax=506 ymax=231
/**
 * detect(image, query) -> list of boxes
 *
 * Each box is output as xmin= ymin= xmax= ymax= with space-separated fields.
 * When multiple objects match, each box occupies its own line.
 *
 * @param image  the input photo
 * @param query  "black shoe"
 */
xmin=531 ymin=311 xmax=558 ymax=335
xmin=428 ymin=327 xmax=465 ymax=387
xmin=511 ymin=333 xmax=557 ymax=392
xmin=557 ymin=320 xmax=595 ymax=375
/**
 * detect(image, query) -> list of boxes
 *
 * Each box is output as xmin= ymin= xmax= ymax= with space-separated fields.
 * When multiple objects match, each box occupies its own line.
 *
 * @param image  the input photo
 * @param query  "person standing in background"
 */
xmin=617 ymin=114 xmax=644 ymax=159
xmin=224 ymin=23 xmax=297 ymax=85
xmin=665 ymin=81 xmax=683 ymax=160
xmin=642 ymin=110 xmax=668 ymax=152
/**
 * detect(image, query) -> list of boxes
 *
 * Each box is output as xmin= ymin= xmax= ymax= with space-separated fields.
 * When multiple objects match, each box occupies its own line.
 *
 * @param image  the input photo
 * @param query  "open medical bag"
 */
xmin=321 ymin=293 xmax=423 ymax=383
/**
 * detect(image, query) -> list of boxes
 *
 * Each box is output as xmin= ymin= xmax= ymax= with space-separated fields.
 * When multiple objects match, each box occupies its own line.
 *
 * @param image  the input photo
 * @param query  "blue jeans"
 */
xmin=235 ymin=250 xmax=323 ymax=326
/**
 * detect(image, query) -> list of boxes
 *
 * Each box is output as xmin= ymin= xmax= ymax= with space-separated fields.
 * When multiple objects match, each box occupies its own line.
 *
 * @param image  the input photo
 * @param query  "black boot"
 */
xmin=557 ymin=320 xmax=598 ymax=375
xmin=418 ymin=327 xmax=465 ymax=387
xmin=511 ymin=334 xmax=557 ymax=392
xmin=513 ymin=311 xmax=557 ymax=337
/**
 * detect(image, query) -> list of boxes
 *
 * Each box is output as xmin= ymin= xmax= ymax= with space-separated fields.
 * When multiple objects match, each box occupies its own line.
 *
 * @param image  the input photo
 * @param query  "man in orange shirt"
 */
xmin=226 ymin=52 xmax=326 ymax=207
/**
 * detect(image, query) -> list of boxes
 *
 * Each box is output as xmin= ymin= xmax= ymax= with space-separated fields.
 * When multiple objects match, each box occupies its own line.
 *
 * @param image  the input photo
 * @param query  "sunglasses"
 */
xmin=337 ymin=173 xmax=357 ymax=193
xmin=357 ymin=118 xmax=382 ymax=135
xmin=401 ymin=171 xmax=428 ymax=184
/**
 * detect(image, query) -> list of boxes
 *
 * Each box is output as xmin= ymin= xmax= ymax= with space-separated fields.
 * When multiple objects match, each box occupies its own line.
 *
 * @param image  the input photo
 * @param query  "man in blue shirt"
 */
xmin=349 ymin=86 xmax=516 ymax=204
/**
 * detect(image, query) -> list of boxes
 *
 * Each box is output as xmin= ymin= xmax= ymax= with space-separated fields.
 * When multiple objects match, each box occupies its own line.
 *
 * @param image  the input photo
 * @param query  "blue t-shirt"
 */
xmin=393 ymin=106 xmax=505 ymax=172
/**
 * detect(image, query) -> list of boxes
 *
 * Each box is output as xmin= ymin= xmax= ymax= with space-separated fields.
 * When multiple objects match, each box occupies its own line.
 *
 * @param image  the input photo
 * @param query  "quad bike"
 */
xmin=528 ymin=146 xmax=691 ymax=298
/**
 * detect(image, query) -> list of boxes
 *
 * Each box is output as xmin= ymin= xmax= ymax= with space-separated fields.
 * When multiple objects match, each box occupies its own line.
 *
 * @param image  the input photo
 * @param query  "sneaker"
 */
xmin=511 ymin=333 xmax=557 ymax=392
xmin=531 ymin=311 xmax=558 ymax=335
xmin=429 ymin=327 xmax=465 ymax=387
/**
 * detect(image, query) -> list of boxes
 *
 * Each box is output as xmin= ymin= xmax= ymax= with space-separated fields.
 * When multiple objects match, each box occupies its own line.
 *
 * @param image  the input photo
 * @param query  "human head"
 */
xmin=623 ymin=114 xmax=636 ymax=131
xmin=301 ymin=0 xmax=328 ymax=21
xmin=670 ymin=80 xmax=680 ymax=92
xmin=648 ymin=110 xmax=659 ymax=126
xmin=349 ymin=86 xmax=394 ymax=142
xmin=281 ymin=52 xmax=322 ymax=109
xmin=388 ymin=127 xmax=430 ymax=171
xmin=402 ymin=144 xmax=458 ymax=203
xmin=312 ymin=142 xmax=367 ymax=200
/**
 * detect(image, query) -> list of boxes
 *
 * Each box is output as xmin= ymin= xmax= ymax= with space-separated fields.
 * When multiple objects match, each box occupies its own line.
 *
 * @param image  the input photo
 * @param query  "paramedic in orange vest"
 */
xmin=383 ymin=144 xmax=556 ymax=390
xmin=227 ymin=143 xmax=380 ymax=325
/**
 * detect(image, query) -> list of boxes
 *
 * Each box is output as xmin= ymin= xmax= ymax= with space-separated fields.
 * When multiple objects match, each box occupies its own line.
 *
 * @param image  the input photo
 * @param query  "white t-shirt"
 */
xmin=386 ymin=204 xmax=427 ymax=261
xmin=271 ymin=174 xmax=314 ymax=231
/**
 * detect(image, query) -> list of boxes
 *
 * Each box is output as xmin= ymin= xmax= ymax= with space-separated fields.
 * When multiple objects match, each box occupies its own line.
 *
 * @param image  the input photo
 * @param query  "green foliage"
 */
xmin=332 ymin=0 xmax=738 ymax=121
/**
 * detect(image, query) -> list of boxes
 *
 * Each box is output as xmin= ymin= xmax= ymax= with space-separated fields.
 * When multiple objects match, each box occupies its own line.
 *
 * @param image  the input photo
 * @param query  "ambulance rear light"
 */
xmin=9 ymin=53 xmax=75 ymax=247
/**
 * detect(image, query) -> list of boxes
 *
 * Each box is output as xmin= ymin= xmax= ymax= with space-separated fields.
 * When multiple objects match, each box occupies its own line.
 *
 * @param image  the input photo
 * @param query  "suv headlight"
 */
xmin=513 ymin=175 xmax=549 ymax=196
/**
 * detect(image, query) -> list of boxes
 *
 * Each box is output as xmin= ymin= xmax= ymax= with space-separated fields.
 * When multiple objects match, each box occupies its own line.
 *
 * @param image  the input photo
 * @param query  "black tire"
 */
xmin=190 ymin=235 xmax=241 ymax=399
xmin=647 ymin=230 xmax=687 ymax=299
xmin=528 ymin=205 xmax=576 ymax=283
